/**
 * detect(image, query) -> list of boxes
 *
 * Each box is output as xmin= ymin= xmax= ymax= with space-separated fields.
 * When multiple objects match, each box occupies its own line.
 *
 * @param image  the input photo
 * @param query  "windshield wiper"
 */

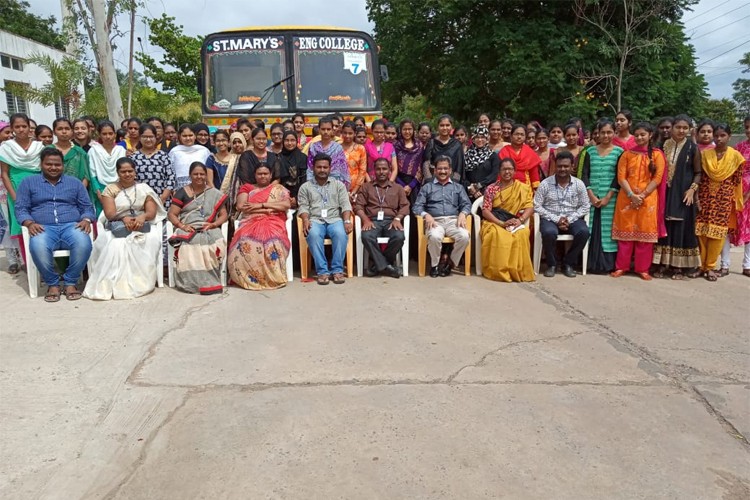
xmin=244 ymin=74 xmax=294 ymax=114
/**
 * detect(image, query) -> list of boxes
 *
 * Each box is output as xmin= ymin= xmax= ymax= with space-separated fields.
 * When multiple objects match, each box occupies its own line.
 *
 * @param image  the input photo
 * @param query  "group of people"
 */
xmin=0 ymin=108 xmax=748 ymax=301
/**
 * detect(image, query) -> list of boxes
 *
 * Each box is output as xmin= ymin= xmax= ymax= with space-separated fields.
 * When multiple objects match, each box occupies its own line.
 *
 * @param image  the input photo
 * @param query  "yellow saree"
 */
xmin=480 ymin=180 xmax=535 ymax=282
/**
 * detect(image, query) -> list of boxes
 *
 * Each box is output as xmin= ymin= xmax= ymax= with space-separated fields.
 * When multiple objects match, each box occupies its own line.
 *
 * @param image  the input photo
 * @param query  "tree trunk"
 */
xmin=89 ymin=0 xmax=124 ymax=124
xmin=617 ymin=52 xmax=626 ymax=111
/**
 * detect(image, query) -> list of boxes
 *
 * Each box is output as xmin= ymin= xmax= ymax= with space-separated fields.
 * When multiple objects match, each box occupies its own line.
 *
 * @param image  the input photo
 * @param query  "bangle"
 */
xmin=689 ymin=183 xmax=698 ymax=191
xmin=626 ymin=191 xmax=633 ymax=198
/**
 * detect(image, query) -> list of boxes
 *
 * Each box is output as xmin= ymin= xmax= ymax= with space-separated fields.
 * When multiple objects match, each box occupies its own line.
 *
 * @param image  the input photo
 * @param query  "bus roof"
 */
xmin=217 ymin=26 xmax=360 ymax=34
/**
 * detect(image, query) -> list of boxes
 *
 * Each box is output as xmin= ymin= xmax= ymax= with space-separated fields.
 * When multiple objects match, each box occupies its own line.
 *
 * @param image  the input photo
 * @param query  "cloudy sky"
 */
xmin=28 ymin=0 xmax=748 ymax=101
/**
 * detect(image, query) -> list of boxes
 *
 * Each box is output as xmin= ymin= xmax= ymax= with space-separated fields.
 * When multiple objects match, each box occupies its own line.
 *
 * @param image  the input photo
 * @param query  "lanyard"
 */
xmin=121 ymin=185 xmax=138 ymax=216
xmin=554 ymin=180 xmax=571 ymax=206
xmin=374 ymin=185 xmax=388 ymax=207
xmin=315 ymin=184 xmax=330 ymax=206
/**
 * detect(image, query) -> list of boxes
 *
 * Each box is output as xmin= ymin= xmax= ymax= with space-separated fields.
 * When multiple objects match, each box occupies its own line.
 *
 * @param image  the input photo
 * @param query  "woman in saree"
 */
xmin=549 ymin=123 xmax=583 ymax=177
xmin=394 ymin=118 xmax=424 ymax=204
xmin=423 ymin=114 xmax=466 ymax=184
xmin=341 ymin=121 xmax=367 ymax=200
xmin=227 ymin=164 xmax=291 ymax=290
xmin=167 ymin=162 xmax=228 ymax=295
xmin=52 ymin=118 xmax=90 ymax=185
xmin=695 ymin=123 xmax=745 ymax=282
xmin=480 ymin=158 xmax=535 ymax=282
xmin=465 ymin=126 xmax=499 ymax=201
xmin=652 ymin=114 xmax=702 ymax=279
xmin=610 ymin=123 xmax=666 ymax=281
xmin=168 ymin=124 xmax=211 ymax=190
xmin=498 ymin=124 xmax=541 ymax=190
xmin=580 ymin=119 xmax=623 ymax=273
xmin=535 ymin=128 xmax=553 ymax=178
xmin=0 ymin=113 xmax=44 ymax=273
xmin=83 ymin=157 xmax=166 ymax=300
xmin=88 ymin=120 xmax=127 ymax=216
xmin=720 ymin=116 xmax=750 ymax=277
xmin=217 ymin=131 xmax=247 ymax=216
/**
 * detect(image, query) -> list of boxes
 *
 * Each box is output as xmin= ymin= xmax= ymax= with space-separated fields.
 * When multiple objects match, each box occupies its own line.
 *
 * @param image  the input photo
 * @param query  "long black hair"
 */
xmin=633 ymin=121 xmax=656 ymax=176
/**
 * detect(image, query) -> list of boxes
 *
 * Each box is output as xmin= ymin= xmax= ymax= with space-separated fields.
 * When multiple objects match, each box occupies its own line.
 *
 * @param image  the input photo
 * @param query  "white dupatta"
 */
xmin=0 ymin=139 xmax=45 ymax=171
xmin=88 ymin=142 xmax=126 ymax=184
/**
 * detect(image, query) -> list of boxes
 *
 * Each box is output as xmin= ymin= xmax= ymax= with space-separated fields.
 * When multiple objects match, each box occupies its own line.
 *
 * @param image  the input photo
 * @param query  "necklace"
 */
xmin=189 ymin=185 xmax=207 ymax=217
xmin=120 ymin=183 xmax=138 ymax=215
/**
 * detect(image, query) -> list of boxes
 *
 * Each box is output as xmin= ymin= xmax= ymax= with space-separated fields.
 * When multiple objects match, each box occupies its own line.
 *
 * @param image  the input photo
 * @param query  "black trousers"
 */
xmin=540 ymin=218 xmax=590 ymax=268
xmin=360 ymin=218 xmax=406 ymax=271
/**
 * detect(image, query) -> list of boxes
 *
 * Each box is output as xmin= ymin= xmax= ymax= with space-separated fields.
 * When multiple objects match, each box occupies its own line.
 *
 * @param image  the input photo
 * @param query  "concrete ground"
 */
xmin=0 ymin=248 xmax=748 ymax=500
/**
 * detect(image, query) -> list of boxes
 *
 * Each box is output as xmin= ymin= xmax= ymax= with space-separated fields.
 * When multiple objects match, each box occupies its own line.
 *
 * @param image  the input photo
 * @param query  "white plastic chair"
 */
xmin=166 ymin=220 xmax=229 ymax=288
xmin=96 ymin=218 xmax=164 ymax=288
xmin=532 ymin=213 xmax=589 ymax=275
xmin=21 ymin=225 xmax=95 ymax=299
xmin=355 ymin=215 xmax=410 ymax=277
xmin=470 ymin=196 xmax=484 ymax=275
xmin=231 ymin=209 xmax=295 ymax=283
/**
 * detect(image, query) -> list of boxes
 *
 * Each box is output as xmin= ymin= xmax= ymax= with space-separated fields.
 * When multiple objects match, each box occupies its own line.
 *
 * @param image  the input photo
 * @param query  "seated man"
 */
xmin=533 ymin=150 xmax=590 ymax=278
xmin=298 ymin=152 xmax=353 ymax=285
xmin=412 ymin=155 xmax=471 ymax=277
xmin=354 ymin=157 xmax=410 ymax=278
xmin=14 ymin=148 xmax=94 ymax=301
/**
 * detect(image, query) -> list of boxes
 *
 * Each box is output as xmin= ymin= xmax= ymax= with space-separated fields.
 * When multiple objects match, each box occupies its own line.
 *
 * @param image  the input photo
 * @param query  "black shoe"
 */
xmin=382 ymin=264 xmax=401 ymax=279
xmin=439 ymin=258 xmax=455 ymax=277
xmin=563 ymin=265 xmax=577 ymax=278
xmin=543 ymin=267 xmax=556 ymax=278
xmin=365 ymin=266 xmax=378 ymax=277
xmin=430 ymin=266 xmax=440 ymax=278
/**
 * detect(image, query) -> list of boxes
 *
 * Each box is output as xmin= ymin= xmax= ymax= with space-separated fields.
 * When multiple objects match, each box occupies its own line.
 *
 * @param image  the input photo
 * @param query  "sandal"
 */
xmin=686 ymin=269 xmax=701 ymax=279
xmin=44 ymin=286 xmax=61 ymax=303
xmin=610 ymin=270 xmax=626 ymax=278
xmin=704 ymin=270 xmax=718 ymax=282
xmin=332 ymin=273 xmax=346 ymax=284
xmin=743 ymin=269 xmax=750 ymax=277
xmin=670 ymin=270 xmax=684 ymax=280
xmin=8 ymin=264 xmax=19 ymax=275
xmin=718 ymin=268 xmax=729 ymax=277
xmin=65 ymin=286 xmax=82 ymax=301
xmin=638 ymin=272 xmax=653 ymax=281
xmin=652 ymin=266 xmax=667 ymax=279
xmin=316 ymin=274 xmax=330 ymax=285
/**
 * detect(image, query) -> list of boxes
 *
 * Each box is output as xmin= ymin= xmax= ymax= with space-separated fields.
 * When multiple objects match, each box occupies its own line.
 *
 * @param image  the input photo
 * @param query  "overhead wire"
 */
xmin=686 ymin=2 xmax=750 ymax=31
xmin=697 ymin=39 xmax=750 ymax=67
xmin=690 ymin=14 xmax=750 ymax=41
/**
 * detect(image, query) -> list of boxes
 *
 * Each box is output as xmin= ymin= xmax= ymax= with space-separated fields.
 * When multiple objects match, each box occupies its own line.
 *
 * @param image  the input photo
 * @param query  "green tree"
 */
xmin=367 ymin=0 xmax=706 ymax=126
xmin=136 ymin=14 xmax=203 ymax=98
xmin=2 ymin=53 xmax=86 ymax=114
xmin=732 ymin=52 xmax=750 ymax=116
xmin=0 ymin=0 xmax=65 ymax=50
xmin=702 ymin=98 xmax=740 ymax=131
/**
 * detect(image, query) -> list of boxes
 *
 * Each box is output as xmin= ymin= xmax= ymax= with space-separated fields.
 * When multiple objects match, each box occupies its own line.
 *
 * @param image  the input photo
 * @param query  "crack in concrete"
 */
xmin=129 ymin=377 xmax=668 ymax=391
xmin=101 ymin=387 xmax=195 ymax=500
xmin=126 ymin=292 xmax=229 ymax=385
xmin=526 ymin=282 xmax=750 ymax=450
xmin=445 ymin=331 xmax=587 ymax=382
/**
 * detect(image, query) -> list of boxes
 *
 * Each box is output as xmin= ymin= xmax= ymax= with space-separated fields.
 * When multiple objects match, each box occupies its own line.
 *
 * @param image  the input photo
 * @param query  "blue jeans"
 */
xmin=306 ymin=220 xmax=347 ymax=275
xmin=29 ymin=222 xmax=92 ymax=287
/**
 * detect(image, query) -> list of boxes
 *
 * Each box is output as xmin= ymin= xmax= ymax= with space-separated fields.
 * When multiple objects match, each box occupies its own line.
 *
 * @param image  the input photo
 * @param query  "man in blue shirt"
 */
xmin=413 ymin=156 xmax=471 ymax=277
xmin=15 ymin=148 xmax=94 ymax=301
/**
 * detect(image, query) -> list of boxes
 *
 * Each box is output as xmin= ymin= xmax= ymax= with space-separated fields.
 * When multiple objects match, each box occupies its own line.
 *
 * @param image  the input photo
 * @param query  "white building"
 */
xmin=0 ymin=29 xmax=81 ymax=125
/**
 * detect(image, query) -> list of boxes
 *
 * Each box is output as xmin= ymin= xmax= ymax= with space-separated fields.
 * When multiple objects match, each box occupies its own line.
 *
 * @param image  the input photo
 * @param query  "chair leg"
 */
xmin=346 ymin=232 xmax=354 ymax=278
xmin=465 ymin=242 xmax=472 ymax=276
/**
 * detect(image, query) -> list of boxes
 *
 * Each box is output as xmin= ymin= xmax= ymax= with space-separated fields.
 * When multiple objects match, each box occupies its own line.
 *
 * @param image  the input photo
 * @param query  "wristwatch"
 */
xmin=344 ymin=219 xmax=352 ymax=225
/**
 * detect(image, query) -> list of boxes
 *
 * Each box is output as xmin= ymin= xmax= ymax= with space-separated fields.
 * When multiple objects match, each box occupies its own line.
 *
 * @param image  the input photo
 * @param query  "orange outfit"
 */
xmin=344 ymin=143 xmax=367 ymax=193
xmin=612 ymin=148 xmax=665 ymax=243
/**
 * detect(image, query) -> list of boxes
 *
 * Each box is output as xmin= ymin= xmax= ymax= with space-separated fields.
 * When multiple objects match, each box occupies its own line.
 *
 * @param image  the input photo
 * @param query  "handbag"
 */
xmin=491 ymin=207 xmax=518 ymax=222
xmin=107 ymin=220 xmax=151 ymax=238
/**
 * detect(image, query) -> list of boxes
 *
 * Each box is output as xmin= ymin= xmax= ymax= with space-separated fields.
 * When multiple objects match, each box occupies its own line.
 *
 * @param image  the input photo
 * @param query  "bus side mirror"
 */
xmin=197 ymin=72 xmax=203 ymax=94
xmin=380 ymin=65 xmax=389 ymax=82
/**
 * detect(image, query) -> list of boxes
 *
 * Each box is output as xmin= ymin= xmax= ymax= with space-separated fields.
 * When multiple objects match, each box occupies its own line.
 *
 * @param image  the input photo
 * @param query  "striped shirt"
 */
xmin=14 ymin=174 xmax=95 ymax=226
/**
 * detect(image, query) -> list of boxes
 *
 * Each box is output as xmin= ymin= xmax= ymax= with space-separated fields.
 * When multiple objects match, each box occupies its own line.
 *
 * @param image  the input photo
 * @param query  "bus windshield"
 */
xmin=293 ymin=35 xmax=378 ymax=110
xmin=205 ymin=35 xmax=289 ymax=112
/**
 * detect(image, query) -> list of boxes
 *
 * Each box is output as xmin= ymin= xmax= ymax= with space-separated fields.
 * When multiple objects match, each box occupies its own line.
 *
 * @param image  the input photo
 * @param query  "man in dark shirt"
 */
xmin=413 ymin=156 xmax=471 ymax=277
xmin=15 ymin=148 xmax=94 ymax=301
xmin=354 ymin=158 xmax=410 ymax=278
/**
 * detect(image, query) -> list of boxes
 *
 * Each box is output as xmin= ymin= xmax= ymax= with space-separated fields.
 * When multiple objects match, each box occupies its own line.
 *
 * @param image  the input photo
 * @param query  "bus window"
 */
xmin=293 ymin=36 xmax=378 ymax=111
xmin=205 ymin=36 xmax=288 ymax=113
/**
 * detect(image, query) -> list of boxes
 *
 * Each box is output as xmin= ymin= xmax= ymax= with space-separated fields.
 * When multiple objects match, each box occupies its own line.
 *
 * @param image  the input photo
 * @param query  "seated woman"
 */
xmin=83 ymin=157 xmax=166 ymax=300
xmin=480 ymin=158 xmax=535 ymax=282
xmin=167 ymin=161 xmax=228 ymax=295
xmin=227 ymin=163 xmax=291 ymax=290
